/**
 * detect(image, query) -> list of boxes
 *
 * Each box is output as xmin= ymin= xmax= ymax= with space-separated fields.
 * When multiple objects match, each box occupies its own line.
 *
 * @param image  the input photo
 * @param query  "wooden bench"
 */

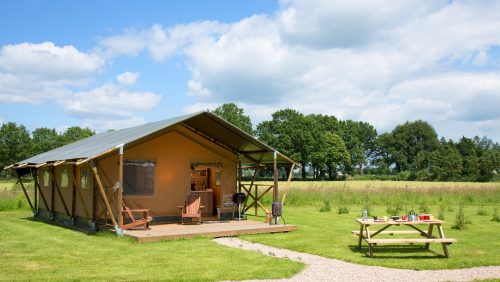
xmin=365 ymin=238 xmax=456 ymax=257
xmin=366 ymin=238 xmax=457 ymax=244
xmin=352 ymin=230 xmax=420 ymax=236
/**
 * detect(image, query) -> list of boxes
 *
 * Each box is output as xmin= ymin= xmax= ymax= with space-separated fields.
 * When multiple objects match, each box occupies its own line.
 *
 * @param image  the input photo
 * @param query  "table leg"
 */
xmin=365 ymin=225 xmax=373 ymax=257
xmin=425 ymin=224 xmax=434 ymax=249
xmin=357 ymin=223 xmax=364 ymax=249
xmin=437 ymin=224 xmax=449 ymax=258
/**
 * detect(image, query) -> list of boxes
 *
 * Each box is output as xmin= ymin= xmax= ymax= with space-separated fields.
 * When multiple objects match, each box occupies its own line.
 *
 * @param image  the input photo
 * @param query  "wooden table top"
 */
xmin=356 ymin=218 xmax=445 ymax=225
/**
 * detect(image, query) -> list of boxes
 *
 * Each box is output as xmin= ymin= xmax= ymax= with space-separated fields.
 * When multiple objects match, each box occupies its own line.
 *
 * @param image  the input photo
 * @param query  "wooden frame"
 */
xmin=355 ymin=219 xmax=457 ymax=257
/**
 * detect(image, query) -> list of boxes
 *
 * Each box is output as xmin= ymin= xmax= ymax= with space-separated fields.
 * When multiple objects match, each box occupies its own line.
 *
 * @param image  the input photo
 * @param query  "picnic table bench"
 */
xmin=354 ymin=219 xmax=457 ymax=257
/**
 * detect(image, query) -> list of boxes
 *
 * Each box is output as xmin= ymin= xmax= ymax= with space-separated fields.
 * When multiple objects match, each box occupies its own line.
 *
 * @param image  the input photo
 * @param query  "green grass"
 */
xmin=0 ymin=211 xmax=304 ymax=281
xmin=241 ymin=205 xmax=500 ymax=270
xmin=242 ymin=180 xmax=499 ymax=270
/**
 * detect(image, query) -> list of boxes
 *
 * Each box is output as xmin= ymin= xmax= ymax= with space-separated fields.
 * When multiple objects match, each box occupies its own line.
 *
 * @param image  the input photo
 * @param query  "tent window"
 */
xmin=60 ymin=168 xmax=69 ymax=188
xmin=80 ymin=168 xmax=93 ymax=189
xmin=123 ymin=160 xmax=156 ymax=196
xmin=42 ymin=170 xmax=50 ymax=188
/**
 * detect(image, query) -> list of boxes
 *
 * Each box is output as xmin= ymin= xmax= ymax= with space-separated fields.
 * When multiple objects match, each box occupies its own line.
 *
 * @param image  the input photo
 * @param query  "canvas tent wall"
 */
xmin=7 ymin=111 xmax=296 ymax=231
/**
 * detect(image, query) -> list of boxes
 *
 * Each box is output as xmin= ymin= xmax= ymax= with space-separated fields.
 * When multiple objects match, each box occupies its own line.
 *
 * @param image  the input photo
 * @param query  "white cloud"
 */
xmin=0 ymin=42 xmax=104 ymax=104
xmin=175 ymin=0 xmax=500 ymax=140
xmin=61 ymin=83 xmax=161 ymax=118
xmin=0 ymin=42 xmax=104 ymax=81
xmin=117 ymin=71 xmax=139 ymax=86
xmin=41 ymin=0 xmax=500 ymax=140
xmin=97 ymin=22 xmax=229 ymax=62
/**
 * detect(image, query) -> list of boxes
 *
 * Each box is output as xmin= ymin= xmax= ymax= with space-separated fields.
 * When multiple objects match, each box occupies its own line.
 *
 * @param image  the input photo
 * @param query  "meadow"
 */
xmin=242 ymin=180 xmax=500 ymax=270
xmin=1 ymin=179 xmax=499 ymax=278
xmin=0 ymin=211 xmax=302 ymax=281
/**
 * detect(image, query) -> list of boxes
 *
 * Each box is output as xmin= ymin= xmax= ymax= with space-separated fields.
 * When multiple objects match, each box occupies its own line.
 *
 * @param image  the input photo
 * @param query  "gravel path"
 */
xmin=214 ymin=238 xmax=500 ymax=282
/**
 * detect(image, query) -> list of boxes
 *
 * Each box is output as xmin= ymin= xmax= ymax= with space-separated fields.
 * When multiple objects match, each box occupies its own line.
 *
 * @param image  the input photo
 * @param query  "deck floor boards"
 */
xmin=124 ymin=220 xmax=296 ymax=242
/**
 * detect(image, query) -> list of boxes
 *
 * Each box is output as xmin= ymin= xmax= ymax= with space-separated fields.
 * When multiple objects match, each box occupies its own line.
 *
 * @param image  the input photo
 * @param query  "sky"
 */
xmin=1 ymin=0 xmax=499 ymax=141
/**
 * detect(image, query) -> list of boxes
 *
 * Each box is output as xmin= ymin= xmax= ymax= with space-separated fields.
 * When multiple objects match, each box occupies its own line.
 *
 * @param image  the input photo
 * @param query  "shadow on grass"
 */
xmin=348 ymin=245 xmax=445 ymax=259
xmin=21 ymin=215 xmax=124 ymax=239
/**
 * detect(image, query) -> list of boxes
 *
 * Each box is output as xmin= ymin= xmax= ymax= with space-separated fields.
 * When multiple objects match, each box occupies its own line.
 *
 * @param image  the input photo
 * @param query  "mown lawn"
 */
xmin=241 ymin=204 xmax=500 ymax=270
xmin=0 ymin=211 xmax=303 ymax=281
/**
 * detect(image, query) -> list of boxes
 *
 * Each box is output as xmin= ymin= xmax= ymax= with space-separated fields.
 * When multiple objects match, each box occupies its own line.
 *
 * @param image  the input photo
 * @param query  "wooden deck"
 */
xmin=124 ymin=220 xmax=297 ymax=242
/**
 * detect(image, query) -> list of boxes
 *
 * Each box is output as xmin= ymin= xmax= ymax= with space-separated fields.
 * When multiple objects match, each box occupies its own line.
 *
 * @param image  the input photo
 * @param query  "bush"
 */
xmin=438 ymin=203 xmax=446 ymax=220
xmin=318 ymin=200 xmax=331 ymax=212
xmin=492 ymin=208 xmax=500 ymax=223
xmin=477 ymin=205 xmax=488 ymax=216
xmin=337 ymin=206 xmax=349 ymax=214
xmin=452 ymin=204 xmax=468 ymax=230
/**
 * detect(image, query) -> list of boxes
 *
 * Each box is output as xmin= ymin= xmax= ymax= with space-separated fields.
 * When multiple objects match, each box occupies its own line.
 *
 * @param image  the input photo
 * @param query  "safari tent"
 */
xmin=7 ymin=111 xmax=296 ymax=233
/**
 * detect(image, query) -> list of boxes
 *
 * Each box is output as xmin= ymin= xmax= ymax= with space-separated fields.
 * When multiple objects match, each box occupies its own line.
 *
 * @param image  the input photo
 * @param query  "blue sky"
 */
xmin=1 ymin=0 xmax=499 ymax=141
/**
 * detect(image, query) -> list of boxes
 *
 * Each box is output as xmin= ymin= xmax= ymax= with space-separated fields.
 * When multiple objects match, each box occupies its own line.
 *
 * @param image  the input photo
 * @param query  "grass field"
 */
xmin=240 ymin=180 xmax=500 ymax=270
xmin=0 ymin=211 xmax=303 ymax=281
xmin=1 ymin=179 xmax=499 ymax=276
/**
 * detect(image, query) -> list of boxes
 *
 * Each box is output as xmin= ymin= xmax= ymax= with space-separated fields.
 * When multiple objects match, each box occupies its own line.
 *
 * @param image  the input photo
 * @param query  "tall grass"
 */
xmin=277 ymin=181 xmax=500 ymax=208
xmin=0 ymin=181 xmax=33 ymax=211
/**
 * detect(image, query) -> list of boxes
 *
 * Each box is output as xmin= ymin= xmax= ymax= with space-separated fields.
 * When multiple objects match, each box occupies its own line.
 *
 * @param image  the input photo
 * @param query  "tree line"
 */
xmin=214 ymin=103 xmax=500 ymax=182
xmin=1 ymin=104 xmax=499 ymax=182
xmin=0 ymin=123 xmax=94 ymax=175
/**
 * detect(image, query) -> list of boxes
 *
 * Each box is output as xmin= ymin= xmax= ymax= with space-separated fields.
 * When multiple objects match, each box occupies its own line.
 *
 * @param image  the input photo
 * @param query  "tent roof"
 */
xmin=13 ymin=111 xmax=295 ymax=166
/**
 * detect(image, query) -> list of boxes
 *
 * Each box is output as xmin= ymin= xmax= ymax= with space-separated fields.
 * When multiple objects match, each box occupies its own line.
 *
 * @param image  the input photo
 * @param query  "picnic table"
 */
xmin=353 ymin=218 xmax=457 ymax=257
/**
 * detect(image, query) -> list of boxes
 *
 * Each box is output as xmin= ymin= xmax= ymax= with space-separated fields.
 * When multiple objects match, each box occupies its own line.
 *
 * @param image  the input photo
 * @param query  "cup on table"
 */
xmin=424 ymin=214 xmax=430 ymax=220
xmin=373 ymin=216 xmax=378 ymax=220
xmin=383 ymin=216 xmax=388 ymax=221
xmin=418 ymin=215 xmax=424 ymax=221
xmin=429 ymin=215 xmax=434 ymax=220
xmin=401 ymin=215 xmax=407 ymax=220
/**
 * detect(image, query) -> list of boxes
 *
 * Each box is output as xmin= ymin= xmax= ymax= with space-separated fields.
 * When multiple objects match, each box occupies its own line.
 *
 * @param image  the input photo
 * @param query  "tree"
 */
xmin=324 ymin=132 xmax=351 ymax=179
xmin=429 ymin=141 xmax=463 ymax=181
xmin=256 ymin=109 xmax=314 ymax=179
xmin=31 ymin=127 xmax=61 ymax=156
xmin=472 ymin=136 xmax=500 ymax=181
xmin=0 ymin=122 xmax=31 ymax=173
xmin=386 ymin=120 xmax=440 ymax=172
xmin=340 ymin=120 xmax=377 ymax=175
xmin=456 ymin=137 xmax=480 ymax=181
xmin=307 ymin=114 xmax=341 ymax=179
xmin=212 ymin=103 xmax=254 ymax=135
xmin=60 ymin=126 xmax=94 ymax=145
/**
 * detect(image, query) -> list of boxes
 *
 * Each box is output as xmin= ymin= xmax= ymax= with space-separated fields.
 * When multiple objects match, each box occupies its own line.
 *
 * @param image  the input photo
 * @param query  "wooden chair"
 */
xmin=122 ymin=201 xmax=152 ymax=230
xmin=179 ymin=195 xmax=204 ymax=224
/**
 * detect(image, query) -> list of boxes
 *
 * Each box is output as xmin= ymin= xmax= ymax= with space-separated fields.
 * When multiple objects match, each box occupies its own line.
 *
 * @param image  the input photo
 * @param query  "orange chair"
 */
xmin=122 ymin=201 xmax=152 ymax=230
xmin=179 ymin=195 xmax=204 ymax=224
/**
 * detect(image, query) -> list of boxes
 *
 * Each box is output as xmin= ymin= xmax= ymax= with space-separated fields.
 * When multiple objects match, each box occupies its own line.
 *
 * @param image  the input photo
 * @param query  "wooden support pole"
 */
xmin=238 ymin=159 xmax=242 ymax=193
xmin=33 ymin=169 xmax=38 ymax=212
xmin=16 ymin=173 xmax=35 ymax=212
xmin=117 ymin=144 xmax=124 ymax=229
xmin=50 ymin=167 xmax=71 ymax=217
xmin=71 ymin=165 xmax=77 ymax=220
xmin=71 ymin=168 xmax=91 ymax=219
xmin=33 ymin=170 xmax=50 ymax=213
xmin=243 ymin=167 xmax=258 ymax=210
xmin=273 ymin=151 xmax=278 ymax=203
xmin=50 ymin=168 xmax=55 ymax=217
xmin=281 ymin=162 xmax=295 ymax=206
xmin=273 ymin=150 xmax=279 ymax=224
xmin=96 ymin=163 xmax=117 ymax=220
xmin=89 ymin=160 xmax=118 ymax=228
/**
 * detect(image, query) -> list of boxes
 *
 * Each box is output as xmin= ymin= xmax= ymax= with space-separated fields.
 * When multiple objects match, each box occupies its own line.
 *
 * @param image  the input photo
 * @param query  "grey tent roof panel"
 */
xmin=17 ymin=111 xmax=294 ymax=165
